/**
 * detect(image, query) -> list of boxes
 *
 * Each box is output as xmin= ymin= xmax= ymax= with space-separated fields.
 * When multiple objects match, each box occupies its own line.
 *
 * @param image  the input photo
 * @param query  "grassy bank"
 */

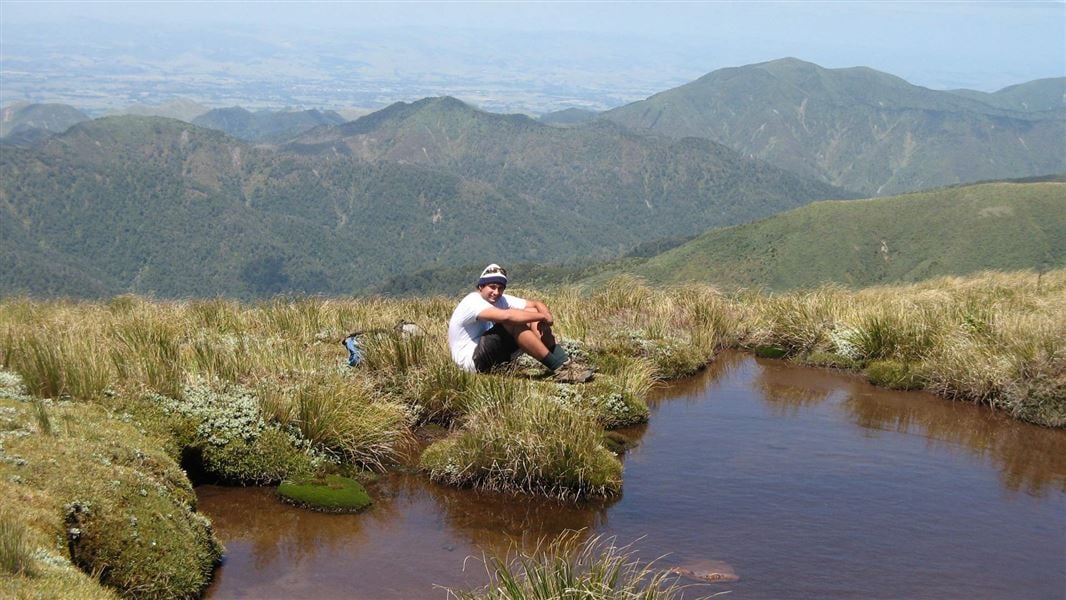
xmin=0 ymin=380 xmax=220 ymax=599
xmin=0 ymin=269 xmax=1061 ymax=596
xmin=734 ymin=270 xmax=1066 ymax=426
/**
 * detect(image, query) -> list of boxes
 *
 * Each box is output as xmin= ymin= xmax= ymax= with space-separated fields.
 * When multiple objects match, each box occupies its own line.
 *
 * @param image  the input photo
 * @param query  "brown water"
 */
xmin=199 ymin=352 xmax=1066 ymax=599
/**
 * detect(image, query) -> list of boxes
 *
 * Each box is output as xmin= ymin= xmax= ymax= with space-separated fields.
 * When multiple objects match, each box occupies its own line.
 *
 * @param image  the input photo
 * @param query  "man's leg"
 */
xmin=501 ymin=308 xmax=567 ymax=370
xmin=499 ymin=311 xmax=549 ymax=357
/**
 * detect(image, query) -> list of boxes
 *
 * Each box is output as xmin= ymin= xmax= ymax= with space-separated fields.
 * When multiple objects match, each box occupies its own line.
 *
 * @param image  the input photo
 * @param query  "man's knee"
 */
xmin=501 ymin=321 xmax=531 ymax=338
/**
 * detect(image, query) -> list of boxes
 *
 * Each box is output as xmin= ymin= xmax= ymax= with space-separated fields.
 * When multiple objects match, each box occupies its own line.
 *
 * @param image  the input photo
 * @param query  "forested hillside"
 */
xmin=287 ymin=96 xmax=847 ymax=237
xmin=0 ymin=112 xmax=843 ymax=298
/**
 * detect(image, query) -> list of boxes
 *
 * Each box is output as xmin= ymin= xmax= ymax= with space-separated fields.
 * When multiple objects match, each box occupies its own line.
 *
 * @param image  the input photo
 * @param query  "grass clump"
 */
xmin=449 ymin=532 xmax=700 ymax=600
xmin=277 ymin=475 xmax=372 ymax=512
xmin=259 ymin=373 xmax=411 ymax=471
xmin=421 ymin=391 xmax=622 ymax=500
xmin=1 ymin=508 xmax=35 ymax=577
xmin=736 ymin=271 xmax=1065 ymax=426
xmin=865 ymin=360 xmax=926 ymax=391
xmin=9 ymin=324 xmax=112 ymax=401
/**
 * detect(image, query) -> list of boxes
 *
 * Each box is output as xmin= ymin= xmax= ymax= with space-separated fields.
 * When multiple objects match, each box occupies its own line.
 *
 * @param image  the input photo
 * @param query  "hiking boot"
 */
xmin=553 ymin=359 xmax=594 ymax=384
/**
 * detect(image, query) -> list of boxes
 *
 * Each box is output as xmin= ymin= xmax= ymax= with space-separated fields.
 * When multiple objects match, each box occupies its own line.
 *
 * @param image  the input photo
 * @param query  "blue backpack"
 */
xmin=342 ymin=333 xmax=363 ymax=366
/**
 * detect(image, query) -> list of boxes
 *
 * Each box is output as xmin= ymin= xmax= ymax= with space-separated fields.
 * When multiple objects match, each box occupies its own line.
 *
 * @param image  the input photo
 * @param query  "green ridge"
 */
xmin=612 ymin=180 xmax=1065 ymax=290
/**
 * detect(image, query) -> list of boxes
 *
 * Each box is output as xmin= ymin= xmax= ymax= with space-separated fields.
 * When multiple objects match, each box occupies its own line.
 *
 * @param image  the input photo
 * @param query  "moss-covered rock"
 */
xmin=277 ymin=475 xmax=372 ymax=512
xmin=140 ymin=386 xmax=320 ymax=484
xmin=200 ymin=428 xmax=317 ymax=484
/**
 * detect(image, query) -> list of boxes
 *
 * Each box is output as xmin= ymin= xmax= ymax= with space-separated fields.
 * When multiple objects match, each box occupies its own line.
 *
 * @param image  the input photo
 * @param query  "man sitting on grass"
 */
xmin=447 ymin=264 xmax=593 ymax=383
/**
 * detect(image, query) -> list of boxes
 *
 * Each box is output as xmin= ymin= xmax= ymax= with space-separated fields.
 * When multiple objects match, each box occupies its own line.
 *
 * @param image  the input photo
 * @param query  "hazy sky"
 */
xmin=2 ymin=1 xmax=1063 ymax=111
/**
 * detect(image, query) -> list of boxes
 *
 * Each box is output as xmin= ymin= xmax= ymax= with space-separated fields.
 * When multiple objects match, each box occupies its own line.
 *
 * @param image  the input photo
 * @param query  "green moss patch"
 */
xmin=277 ymin=475 xmax=372 ymax=513
xmin=801 ymin=351 xmax=861 ymax=370
xmin=754 ymin=345 xmax=788 ymax=359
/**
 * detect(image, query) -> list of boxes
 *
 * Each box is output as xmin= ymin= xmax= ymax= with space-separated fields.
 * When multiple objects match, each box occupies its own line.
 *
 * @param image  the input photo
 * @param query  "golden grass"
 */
xmin=736 ymin=270 xmax=1065 ymax=425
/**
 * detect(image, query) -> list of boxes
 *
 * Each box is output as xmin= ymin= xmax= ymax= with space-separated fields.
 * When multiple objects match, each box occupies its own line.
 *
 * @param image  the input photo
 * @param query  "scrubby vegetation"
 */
xmin=0 ymin=269 xmax=1061 ymax=597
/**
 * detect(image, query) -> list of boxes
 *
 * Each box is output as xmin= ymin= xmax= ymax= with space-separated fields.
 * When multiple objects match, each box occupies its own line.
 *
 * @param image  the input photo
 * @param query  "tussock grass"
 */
xmin=414 ymin=352 xmax=480 ymax=424
xmin=31 ymin=400 xmax=52 ymax=436
xmin=9 ymin=323 xmax=113 ymax=401
xmin=261 ymin=373 xmax=410 ymax=470
xmin=361 ymin=329 xmax=428 ymax=375
xmin=421 ymin=390 xmax=622 ymax=499
xmin=111 ymin=313 xmax=185 ymax=398
xmin=449 ymin=532 xmax=701 ymax=600
xmin=0 ymin=508 xmax=35 ymax=577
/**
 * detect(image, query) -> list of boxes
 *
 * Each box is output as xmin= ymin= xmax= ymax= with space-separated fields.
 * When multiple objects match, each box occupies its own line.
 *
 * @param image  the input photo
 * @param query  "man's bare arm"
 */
xmin=477 ymin=306 xmax=548 ymax=325
xmin=520 ymin=300 xmax=554 ymax=325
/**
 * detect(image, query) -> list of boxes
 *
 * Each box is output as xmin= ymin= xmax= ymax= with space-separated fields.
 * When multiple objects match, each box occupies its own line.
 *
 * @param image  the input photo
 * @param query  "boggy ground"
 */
xmin=0 ymin=270 xmax=1062 ymax=598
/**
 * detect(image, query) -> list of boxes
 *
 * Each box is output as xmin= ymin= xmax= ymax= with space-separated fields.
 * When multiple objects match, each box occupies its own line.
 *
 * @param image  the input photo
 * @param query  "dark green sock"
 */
xmin=540 ymin=345 xmax=569 ymax=371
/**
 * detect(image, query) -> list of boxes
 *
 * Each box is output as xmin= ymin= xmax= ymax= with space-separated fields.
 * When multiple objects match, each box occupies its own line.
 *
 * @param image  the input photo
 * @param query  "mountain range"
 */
xmin=0 ymin=102 xmax=843 ymax=298
xmin=0 ymin=103 xmax=90 ymax=146
xmin=602 ymin=58 xmax=1066 ymax=196
xmin=3 ymin=58 xmax=1063 ymax=299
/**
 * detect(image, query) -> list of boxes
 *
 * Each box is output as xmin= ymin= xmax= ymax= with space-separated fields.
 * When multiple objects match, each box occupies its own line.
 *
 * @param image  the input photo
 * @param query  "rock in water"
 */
xmin=667 ymin=559 xmax=739 ymax=583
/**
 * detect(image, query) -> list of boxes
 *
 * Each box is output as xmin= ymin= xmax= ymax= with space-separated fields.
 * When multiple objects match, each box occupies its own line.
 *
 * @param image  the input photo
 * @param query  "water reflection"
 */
xmin=840 ymin=390 xmax=1066 ymax=495
xmin=648 ymin=351 xmax=745 ymax=405
xmin=735 ymin=354 xmax=1066 ymax=495
xmin=387 ymin=474 xmax=613 ymax=556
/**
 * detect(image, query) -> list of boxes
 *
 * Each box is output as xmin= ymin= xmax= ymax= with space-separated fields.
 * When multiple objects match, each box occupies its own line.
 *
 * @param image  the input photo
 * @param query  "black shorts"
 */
xmin=472 ymin=323 xmax=520 ymax=373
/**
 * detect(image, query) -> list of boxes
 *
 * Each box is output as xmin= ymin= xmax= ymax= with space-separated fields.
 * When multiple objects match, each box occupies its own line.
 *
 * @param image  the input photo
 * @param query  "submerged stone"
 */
xmin=277 ymin=475 xmax=372 ymax=513
xmin=667 ymin=559 xmax=739 ymax=583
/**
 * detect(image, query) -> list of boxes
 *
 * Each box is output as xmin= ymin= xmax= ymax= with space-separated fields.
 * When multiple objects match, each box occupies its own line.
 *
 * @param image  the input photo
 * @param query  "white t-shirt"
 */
xmin=448 ymin=291 xmax=527 ymax=371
